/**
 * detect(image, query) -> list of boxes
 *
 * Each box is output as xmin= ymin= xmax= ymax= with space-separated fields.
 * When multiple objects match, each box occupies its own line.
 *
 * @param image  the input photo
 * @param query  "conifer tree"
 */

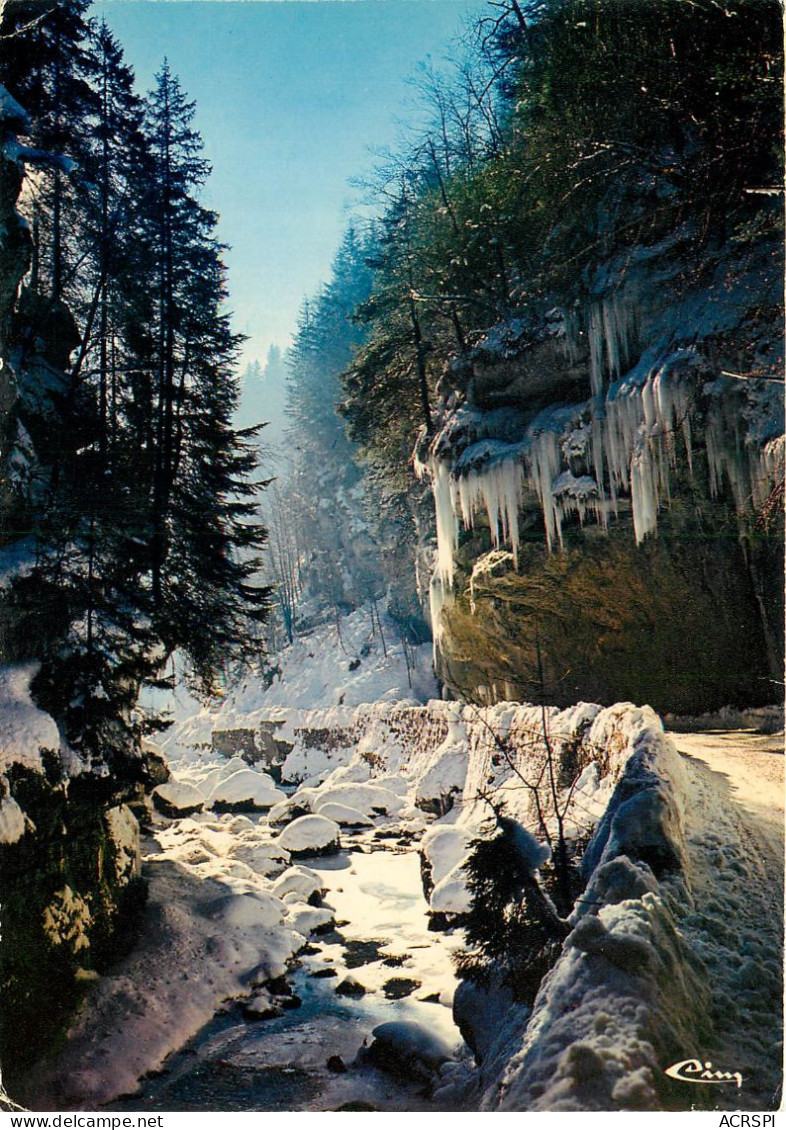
xmin=1 ymin=12 xmax=272 ymax=740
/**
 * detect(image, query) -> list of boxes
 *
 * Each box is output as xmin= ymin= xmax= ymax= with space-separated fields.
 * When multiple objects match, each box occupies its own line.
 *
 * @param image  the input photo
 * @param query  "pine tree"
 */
xmin=141 ymin=61 xmax=270 ymax=694
xmin=2 ymin=20 xmax=272 ymax=742
xmin=0 ymin=0 xmax=98 ymax=315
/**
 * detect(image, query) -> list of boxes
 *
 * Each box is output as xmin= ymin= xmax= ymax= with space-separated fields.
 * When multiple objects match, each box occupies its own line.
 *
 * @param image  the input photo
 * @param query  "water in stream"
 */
xmin=107 ymin=847 xmax=468 ymax=1112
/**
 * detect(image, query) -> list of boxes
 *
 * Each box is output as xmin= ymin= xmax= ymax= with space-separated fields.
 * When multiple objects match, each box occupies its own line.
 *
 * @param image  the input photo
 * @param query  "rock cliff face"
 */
xmin=417 ymin=222 xmax=784 ymax=712
xmin=0 ymin=88 xmax=145 ymax=1095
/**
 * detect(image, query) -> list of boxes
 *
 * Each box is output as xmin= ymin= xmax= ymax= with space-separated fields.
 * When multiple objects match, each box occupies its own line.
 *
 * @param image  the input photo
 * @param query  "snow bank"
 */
xmin=473 ymin=708 xmax=706 ymax=1111
xmin=27 ymin=807 xmax=315 ymax=1108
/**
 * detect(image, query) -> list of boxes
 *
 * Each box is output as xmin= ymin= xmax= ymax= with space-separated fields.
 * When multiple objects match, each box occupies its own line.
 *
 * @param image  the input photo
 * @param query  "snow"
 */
xmin=152 ymin=781 xmax=205 ymax=815
xmin=155 ymin=603 xmax=438 ymax=778
xmin=207 ymin=768 xmax=284 ymax=809
xmin=429 ymin=861 xmax=472 ymax=915
xmin=314 ymin=782 xmax=404 ymax=818
xmin=219 ymin=603 xmax=436 ymax=716
xmin=368 ymin=1020 xmax=458 ymax=1071
xmin=27 ymin=830 xmax=306 ymax=1108
xmin=278 ymin=814 xmax=341 ymax=856
xmin=271 ymin=865 xmax=324 ymax=902
xmin=421 ymin=825 xmax=474 ymax=887
xmin=29 ymin=679 xmax=782 ymax=1112
xmin=0 ymin=83 xmax=29 ymax=129
xmin=448 ymin=710 xmax=784 ymax=1112
xmin=314 ymin=800 xmax=373 ymax=827
xmin=504 ymin=820 xmax=551 ymax=874
xmin=205 ymin=890 xmax=284 ymax=929
xmin=285 ymin=903 xmax=334 ymax=936
xmin=0 ymin=662 xmax=60 ymax=772
xmin=668 ymin=729 xmax=783 ymax=817
xmin=0 ymin=794 xmax=27 ymax=844
xmin=415 ymin=744 xmax=468 ymax=809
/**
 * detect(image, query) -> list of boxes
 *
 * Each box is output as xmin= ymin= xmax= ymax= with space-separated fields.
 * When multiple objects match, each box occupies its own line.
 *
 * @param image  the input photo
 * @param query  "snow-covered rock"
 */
xmin=313 ymin=800 xmax=373 ymax=827
xmin=285 ymin=904 xmax=334 ymax=936
xmin=421 ymin=826 xmax=474 ymax=888
xmin=152 ymin=781 xmax=205 ymax=817
xmin=205 ymin=891 xmax=285 ymax=930
xmin=0 ymin=794 xmax=27 ymax=844
xmin=0 ymin=662 xmax=60 ymax=773
xmin=271 ymin=865 xmax=324 ymax=902
xmin=314 ymin=782 xmax=404 ymax=818
xmin=366 ymin=1020 xmax=457 ymax=1075
xmin=227 ymin=844 xmax=289 ymax=878
xmin=267 ymin=799 xmax=294 ymax=825
xmin=278 ymin=815 xmax=341 ymax=857
xmin=429 ymin=861 xmax=472 ymax=916
xmin=413 ymin=717 xmax=469 ymax=813
xmin=208 ymin=769 xmax=285 ymax=810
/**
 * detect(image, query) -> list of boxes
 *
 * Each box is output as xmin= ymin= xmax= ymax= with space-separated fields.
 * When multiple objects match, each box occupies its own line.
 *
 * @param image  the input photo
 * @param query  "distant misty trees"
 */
xmin=251 ymin=228 xmax=394 ymax=647
xmin=236 ymin=345 xmax=288 ymax=459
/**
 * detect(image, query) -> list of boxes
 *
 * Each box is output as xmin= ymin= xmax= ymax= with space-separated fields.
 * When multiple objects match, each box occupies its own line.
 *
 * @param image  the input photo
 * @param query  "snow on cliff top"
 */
xmin=0 ymin=663 xmax=59 ymax=771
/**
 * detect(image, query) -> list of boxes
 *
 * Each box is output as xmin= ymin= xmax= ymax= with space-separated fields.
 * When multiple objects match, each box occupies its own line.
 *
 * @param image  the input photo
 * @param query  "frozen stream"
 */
xmin=107 ymin=845 xmax=468 ymax=1112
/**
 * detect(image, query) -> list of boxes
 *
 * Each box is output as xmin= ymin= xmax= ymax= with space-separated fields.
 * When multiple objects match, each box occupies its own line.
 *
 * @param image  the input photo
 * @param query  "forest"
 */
xmin=0 ymin=0 xmax=782 ymax=1115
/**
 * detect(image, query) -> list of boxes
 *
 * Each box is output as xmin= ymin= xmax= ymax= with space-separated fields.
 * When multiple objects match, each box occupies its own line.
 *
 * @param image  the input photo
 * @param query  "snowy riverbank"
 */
xmin=24 ymin=685 xmax=782 ymax=1113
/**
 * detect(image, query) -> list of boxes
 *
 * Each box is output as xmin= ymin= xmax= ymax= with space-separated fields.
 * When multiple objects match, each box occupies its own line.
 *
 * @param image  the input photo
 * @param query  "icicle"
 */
xmin=587 ymin=292 xmax=637 ymax=395
xmin=527 ymin=430 xmax=564 ymax=551
xmin=705 ymin=398 xmax=748 ymax=510
xmin=590 ymin=412 xmax=612 ymax=523
xmin=588 ymin=303 xmax=605 ymax=395
xmin=553 ymin=472 xmax=607 ymax=533
xmin=630 ymin=439 xmax=660 ymax=543
xmin=420 ymin=348 xmax=778 ymax=577
xmin=652 ymin=368 xmax=694 ymax=474
xmin=453 ymin=459 xmax=525 ymax=567
xmin=602 ymin=293 xmax=635 ymax=381
xmin=429 ymin=575 xmax=451 ymax=664
xmin=430 ymin=458 xmax=458 ymax=587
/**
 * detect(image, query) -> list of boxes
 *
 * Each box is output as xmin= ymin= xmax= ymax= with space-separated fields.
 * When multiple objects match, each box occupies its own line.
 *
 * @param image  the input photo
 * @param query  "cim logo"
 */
xmin=665 ymin=1058 xmax=743 ymax=1089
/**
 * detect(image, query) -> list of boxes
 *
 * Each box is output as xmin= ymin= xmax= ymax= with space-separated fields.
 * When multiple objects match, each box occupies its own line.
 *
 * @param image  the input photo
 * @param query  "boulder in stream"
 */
xmin=362 ymin=1021 xmax=455 ymax=1079
xmin=279 ymin=815 xmax=341 ymax=857
xmin=152 ymin=782 xmax=205 ymax=817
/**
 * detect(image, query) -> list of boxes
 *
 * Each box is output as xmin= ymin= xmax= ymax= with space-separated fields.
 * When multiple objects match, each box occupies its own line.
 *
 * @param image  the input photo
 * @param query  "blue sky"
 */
xmin=94 ymin=0 xmax=486 ymax=366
